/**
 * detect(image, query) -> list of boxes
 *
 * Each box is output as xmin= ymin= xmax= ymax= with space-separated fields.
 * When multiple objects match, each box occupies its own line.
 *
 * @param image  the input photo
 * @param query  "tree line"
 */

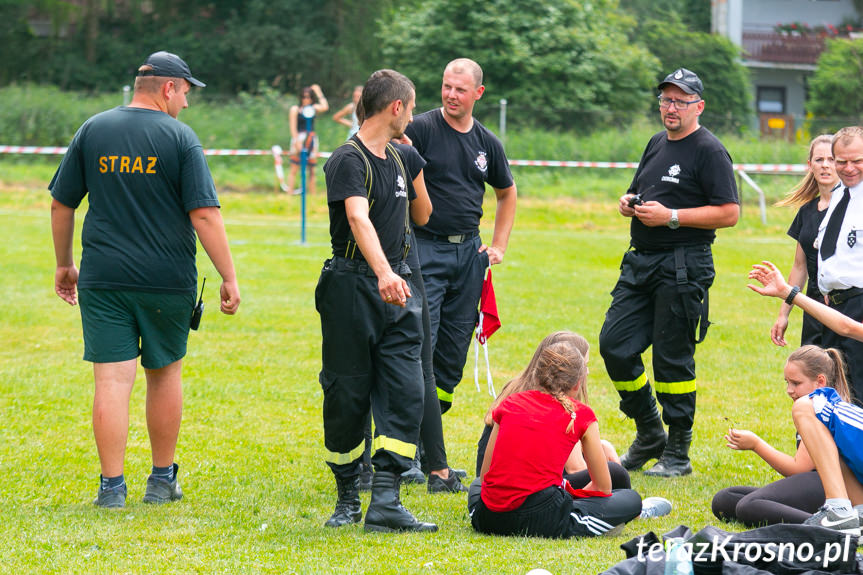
xmin=1 ymin=0 xmax=860 ymax=133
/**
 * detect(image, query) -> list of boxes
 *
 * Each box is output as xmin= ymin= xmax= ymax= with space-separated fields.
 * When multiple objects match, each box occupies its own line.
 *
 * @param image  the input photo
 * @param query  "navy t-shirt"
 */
xmin=787 ymin=197 xmax=828 ymax=297
xmin=324 ymin=136 xmax=416 ymax=264
xmin=49 ymin=106 xmax=219 ymax=295
xmin=628 ymin=127 xmax=738 ymax=251
xmin=405 ymin=109 xmax=513 ymax=236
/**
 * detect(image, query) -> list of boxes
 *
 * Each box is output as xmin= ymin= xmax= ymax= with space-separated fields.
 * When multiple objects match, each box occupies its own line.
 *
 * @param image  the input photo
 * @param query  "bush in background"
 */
xmin=380 ymin=0 xmax=660 ymax=132
xmin=806 ymin=38 xmax=863 ymax=134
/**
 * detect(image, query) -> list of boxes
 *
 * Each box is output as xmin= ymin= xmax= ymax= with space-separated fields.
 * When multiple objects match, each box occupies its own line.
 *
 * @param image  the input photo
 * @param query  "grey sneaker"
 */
xmin=427 ymin=468 xmax=468 ymax=493
xmin=94 ymin=483 xmax=127 ymax=508
xmin=804 ymin=505 xmax=860 ymax=536
xmin=640 ymin=496 xmax=672 ymax=519
xmin=143 ymin=463 xmax=183 ymax=504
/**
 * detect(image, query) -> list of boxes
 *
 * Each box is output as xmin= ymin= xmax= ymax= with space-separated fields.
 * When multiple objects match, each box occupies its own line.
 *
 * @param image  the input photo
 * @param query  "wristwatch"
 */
xmin=668 ymin=209 xmax=680 ymax=230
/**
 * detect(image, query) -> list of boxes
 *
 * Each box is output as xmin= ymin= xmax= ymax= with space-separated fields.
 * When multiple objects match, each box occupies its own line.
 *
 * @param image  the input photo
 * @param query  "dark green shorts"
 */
xmin=78 ymin=289 xmax=195 ymax=369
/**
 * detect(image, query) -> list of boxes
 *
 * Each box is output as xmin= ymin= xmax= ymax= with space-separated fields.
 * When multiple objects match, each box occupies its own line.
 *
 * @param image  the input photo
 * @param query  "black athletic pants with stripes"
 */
xmin=467 ymin=479 xmax=641 ymax=538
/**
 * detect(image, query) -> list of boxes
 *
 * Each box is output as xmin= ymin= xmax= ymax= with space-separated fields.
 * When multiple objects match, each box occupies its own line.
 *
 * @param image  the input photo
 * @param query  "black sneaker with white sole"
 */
xmin=427 ymin=469 xmax=468 ymax=493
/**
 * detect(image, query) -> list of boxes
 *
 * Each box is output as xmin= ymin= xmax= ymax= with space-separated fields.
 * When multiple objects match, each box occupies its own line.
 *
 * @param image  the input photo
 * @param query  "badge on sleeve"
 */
xmin=849 ymin=228 xmax=857 ymax=248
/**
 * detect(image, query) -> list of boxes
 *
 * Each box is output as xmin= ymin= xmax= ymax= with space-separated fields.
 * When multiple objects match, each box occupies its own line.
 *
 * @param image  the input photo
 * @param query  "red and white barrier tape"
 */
xmin=0 ymin=145 xmax=807 ymax=173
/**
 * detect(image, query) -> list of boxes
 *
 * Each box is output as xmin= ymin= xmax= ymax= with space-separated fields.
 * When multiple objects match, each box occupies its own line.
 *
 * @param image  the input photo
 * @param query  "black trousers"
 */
xmin=362 ymin=262 xmax=450 ymax=472
xmin=800 ymin=286 xmax=823 ymax=346
xmin=416 ymin=233 xmax=490 ymax=408
xmin=468 ymin=479 xmax=641 ymax=538
xmin=315 ymin=257 xmax=424 ymax=478
xmin=711 ymin=471 xmax=824 ymax=527
xmin=599 ymin=245 xmax=714 ymax=429
xmin=413 ymin=264 xmax=449 ymax=471
xmin=821 ymin=291 xmax=863 ymax=404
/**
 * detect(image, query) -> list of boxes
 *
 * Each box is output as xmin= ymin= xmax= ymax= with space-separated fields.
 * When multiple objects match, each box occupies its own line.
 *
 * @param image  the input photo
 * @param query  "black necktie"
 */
xmin=821 ymin=187 xmax=851 ymax=260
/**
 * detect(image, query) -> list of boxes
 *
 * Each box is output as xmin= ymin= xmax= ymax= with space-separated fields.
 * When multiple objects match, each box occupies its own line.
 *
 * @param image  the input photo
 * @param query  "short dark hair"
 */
xmin=358 ymin=69 xmax=414 ymax=121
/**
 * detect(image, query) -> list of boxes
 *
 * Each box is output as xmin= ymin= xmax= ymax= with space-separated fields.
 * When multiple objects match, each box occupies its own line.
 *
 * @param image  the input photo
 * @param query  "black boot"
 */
xmin=364 ymin=471 xmax=438 ymax=533
xmin=644 ymin=427 xmax=692 ymax=477
xmin=324 ymin=474 xmax=362 ymax=527
xmin=620 ymin=402 xmax=667 ymax=471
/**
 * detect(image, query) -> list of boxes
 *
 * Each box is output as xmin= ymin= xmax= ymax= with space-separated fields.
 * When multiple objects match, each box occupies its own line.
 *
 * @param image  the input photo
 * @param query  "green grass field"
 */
xmin=0 ymin=160 xmax=811 ymax=574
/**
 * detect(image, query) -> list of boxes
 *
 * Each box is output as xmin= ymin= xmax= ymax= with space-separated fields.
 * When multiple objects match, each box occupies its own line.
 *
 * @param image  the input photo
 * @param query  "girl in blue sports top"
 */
xmin=712 ymin=345 xmax=851 ymax=526
xmin=750 ymin=261 xmax=863 ymax=535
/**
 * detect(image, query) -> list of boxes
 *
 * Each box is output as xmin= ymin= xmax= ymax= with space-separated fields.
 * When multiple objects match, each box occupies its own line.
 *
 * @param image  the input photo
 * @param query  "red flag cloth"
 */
xmin=476 ymin=268 xmax=501 ymax=344
xmin=562 ymin=479 xmax=611 ymax=499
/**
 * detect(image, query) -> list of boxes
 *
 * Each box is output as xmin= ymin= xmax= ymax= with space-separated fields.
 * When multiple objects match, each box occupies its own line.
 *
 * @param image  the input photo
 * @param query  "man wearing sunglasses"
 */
xmin=599 ymin=67 xmax=739 ymax=477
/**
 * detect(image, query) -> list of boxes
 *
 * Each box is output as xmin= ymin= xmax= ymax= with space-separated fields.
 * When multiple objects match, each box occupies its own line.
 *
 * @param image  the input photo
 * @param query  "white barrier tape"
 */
xmin=0 ymin=145 xmax=807 ymax=173
xmin=0 ymin=146 xmax=68 ymax=154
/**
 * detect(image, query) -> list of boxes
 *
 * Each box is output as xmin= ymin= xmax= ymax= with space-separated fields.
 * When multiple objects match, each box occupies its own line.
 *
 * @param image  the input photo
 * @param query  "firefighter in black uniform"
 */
xmin=316 ymin=69 xmax=436 ymax=532
xmin=599 ymin=68 xmax=739 ymax=477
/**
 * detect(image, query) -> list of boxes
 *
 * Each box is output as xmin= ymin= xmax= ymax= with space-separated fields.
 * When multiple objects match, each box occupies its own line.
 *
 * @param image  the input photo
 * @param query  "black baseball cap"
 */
xmin=138 ymin=51 xmax=205 ymax=87
xmin=658 ymin=68 xmax=703 ymax=97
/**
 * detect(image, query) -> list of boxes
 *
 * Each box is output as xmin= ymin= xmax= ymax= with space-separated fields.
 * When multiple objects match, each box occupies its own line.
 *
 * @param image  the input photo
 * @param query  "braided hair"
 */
xmin=533 ymin=341 xmax=588 ymax=434
xmin=484 ymin=331 xmax=589 ymax=426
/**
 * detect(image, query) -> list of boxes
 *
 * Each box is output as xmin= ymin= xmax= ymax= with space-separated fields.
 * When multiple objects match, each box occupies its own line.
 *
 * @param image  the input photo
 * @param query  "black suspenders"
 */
xmin=342 ymin=140 xmax=411 ymax=262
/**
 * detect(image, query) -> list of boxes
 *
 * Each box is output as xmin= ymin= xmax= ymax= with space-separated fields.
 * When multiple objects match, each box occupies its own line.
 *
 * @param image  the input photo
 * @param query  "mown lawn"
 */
xmin=0 ymin=163 xmax=809 ymax=574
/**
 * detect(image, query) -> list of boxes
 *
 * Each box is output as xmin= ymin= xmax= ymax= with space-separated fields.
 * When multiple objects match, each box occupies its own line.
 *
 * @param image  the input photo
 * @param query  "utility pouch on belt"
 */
xmin=674 ymin=246 xmax=709 ymax=343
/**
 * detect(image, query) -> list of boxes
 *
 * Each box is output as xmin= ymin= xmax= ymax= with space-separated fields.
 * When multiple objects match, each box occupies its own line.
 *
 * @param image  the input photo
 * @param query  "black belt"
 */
xmin=629 ymin=243 xmax=710 ymax=255
xmin=828 ymin=287 xmax=863 ymax=305
xmin=327 ymin=256 xmax=411 ymax=278
xmin=414 ymin=228 xmax=479 ymax=244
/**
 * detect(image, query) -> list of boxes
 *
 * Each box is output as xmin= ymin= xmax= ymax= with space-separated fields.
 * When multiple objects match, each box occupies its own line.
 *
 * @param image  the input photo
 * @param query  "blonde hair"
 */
xmin=534 ymin=342 xmax=588 ymax=434
xmin=776 ymin=134 xmax=834 ymax=208
xmin=484 ymin=331 xmax=589 ymax=426
xmin=787 ymin=345 xmax=852 ymax=402
xmin=445 ymin=58 xmax=483 ymax=88
xmin=833 ymin=126 xmax=863 ymax=153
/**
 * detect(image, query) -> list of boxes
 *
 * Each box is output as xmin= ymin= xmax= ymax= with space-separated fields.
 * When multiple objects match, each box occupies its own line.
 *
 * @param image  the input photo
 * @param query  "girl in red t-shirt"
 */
xmin=468 ymin=338 xmax=642 ymax=538
xmin=475 ymin=331 xmax=629 ymax=489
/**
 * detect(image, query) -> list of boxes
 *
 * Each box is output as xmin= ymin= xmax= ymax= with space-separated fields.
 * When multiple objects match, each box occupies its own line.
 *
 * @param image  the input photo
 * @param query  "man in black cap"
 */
xmin=50 ymin=51 xmax=240 ymax=508
xmin=598 ymin=67 xmax=739 ymax=477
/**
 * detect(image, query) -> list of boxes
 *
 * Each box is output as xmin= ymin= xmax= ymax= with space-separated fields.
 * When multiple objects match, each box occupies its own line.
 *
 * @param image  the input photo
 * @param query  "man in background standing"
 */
xmin=404 ymin=58 xmax=517 ymax=484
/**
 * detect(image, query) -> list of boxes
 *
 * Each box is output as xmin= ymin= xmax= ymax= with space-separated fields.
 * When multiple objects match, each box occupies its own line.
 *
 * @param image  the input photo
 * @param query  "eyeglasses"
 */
xmin=835 ymin=158 xmax=863 ymax=169
xmin=657 ymin=96 xmax=702 ymax=110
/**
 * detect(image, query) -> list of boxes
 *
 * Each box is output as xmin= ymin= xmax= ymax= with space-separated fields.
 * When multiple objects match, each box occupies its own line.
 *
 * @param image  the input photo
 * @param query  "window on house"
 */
xmin=757 ymin=87 xmax=786 ymax=114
